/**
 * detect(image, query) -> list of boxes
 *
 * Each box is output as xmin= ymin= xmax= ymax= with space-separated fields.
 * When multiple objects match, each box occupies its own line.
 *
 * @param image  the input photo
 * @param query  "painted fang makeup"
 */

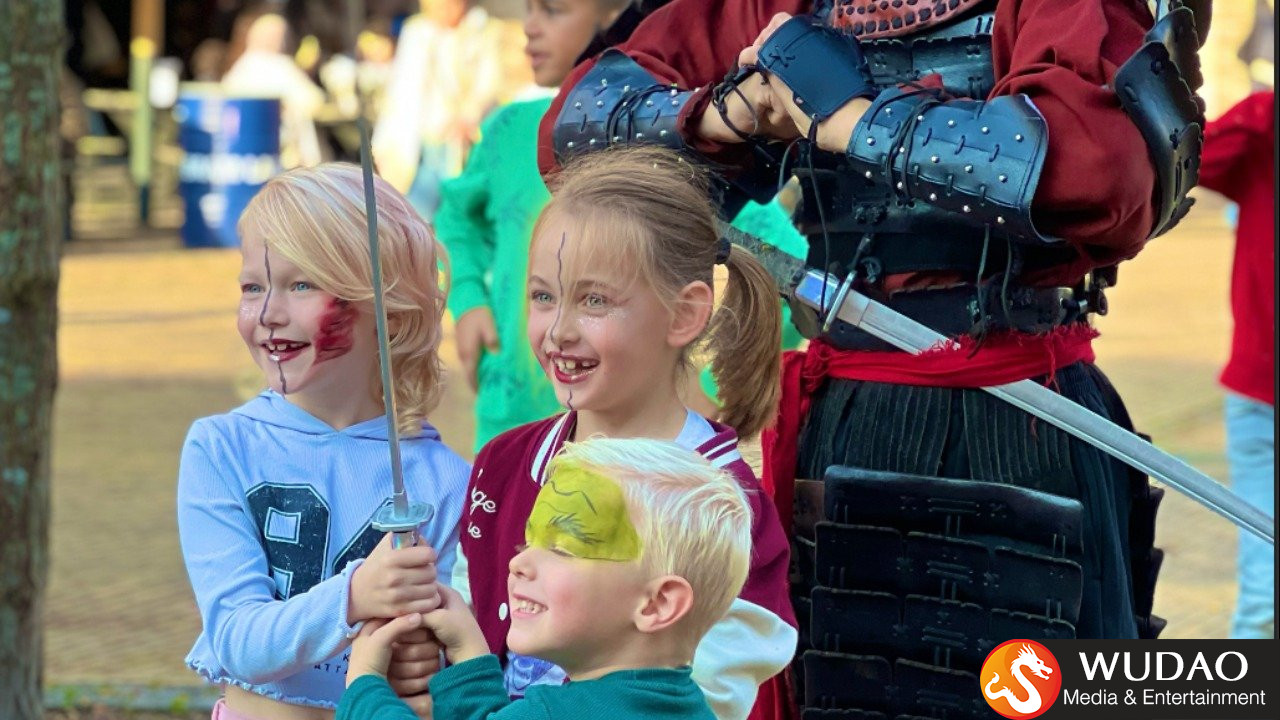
xmin=526 ymin=465 xmax=641 ymax=562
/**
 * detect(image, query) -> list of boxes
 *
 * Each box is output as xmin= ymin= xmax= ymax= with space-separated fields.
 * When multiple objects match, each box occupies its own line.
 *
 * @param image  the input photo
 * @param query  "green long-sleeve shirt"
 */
xmin=338 ymin=656 xmax=716 ymax=720
xmin=436 ymin=97 xmax=806 ymax=452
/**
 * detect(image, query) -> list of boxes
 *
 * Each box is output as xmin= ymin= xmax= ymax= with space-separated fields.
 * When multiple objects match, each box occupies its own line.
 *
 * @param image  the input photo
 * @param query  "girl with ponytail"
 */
xmin=445 ymin=146 xmax=797 ymax=720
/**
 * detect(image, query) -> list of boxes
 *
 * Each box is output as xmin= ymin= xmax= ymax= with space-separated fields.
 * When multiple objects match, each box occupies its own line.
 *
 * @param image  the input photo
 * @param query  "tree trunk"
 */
xmin=0 ymin=1 xmax=65 ymax=718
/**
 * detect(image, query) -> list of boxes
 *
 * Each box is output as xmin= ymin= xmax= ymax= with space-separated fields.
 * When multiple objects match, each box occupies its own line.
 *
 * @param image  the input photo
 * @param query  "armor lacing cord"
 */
xmin=776 ymin=136 xmax=804 ymax=194
xmin=804 ymin=119 xmax=836 ymax=317
xmin=848 ymin=233 xmax=875 ymax=281
xmin=711 ymin=65 xmax=764 ymax=142
xmin=999 ymin=236 xmax=1018 ymax=329
xmin=605 ymin=83 xmax=670 ymax=148
xmin=967 ymin=224 xmax=992 ymax=358
xmin=871 ymin=83 xmax=946 ymax=203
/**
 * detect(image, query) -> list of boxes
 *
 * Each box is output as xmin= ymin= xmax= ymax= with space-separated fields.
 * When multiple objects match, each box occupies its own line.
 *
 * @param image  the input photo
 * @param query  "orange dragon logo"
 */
xmin=980 ymin=639 xmax=1063 ymax=719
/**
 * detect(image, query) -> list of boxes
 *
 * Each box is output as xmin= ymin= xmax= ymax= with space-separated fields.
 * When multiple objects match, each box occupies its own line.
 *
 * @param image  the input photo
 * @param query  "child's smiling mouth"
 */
xmin=262 ymin=339 xmax=310 ymax=362
xmin=550 ymin=354 xmax=599 ymax=383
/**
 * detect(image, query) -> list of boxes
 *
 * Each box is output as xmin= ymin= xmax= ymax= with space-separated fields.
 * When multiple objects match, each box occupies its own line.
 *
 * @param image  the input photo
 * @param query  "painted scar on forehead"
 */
xmin=314 ymin=298 xmax=356 ymax=363
xmin=526 ymin=464 xmax=641 ymax=562
xmin=258 ymin=245 xmax=288 ymax=394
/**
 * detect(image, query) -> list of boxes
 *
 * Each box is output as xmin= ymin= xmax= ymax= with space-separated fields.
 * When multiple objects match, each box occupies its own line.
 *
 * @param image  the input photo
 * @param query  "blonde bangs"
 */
xmin=532 ymin=201 xmax=654 ymax=302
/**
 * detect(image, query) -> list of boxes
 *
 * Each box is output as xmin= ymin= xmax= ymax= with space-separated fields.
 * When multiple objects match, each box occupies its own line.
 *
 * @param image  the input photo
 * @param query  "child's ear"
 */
xmin=634 ymin=575 xmax=695 ymax=633
xmin=668 ymin=281 xmax=713 ymax=349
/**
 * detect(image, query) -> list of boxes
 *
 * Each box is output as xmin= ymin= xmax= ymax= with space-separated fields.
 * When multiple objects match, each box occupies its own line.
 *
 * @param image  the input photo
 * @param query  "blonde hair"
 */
xmin=534 ymin=147 xmax=782 ymax=437
xmin=237 ymin=162 xmax=449 ymax=435
xmin=547 ymin=437 xmax=753 ymax=639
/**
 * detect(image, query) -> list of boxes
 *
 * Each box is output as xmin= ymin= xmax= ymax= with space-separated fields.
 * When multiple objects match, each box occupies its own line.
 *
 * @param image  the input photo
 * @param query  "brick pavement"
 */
xmin=44 ymin=187 xmax=1249 ymax=706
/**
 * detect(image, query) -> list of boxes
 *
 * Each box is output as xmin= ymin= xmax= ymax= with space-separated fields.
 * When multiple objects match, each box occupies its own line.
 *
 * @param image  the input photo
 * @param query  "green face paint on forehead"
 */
xmin=526 ymin=464 xmax=642 ymax=562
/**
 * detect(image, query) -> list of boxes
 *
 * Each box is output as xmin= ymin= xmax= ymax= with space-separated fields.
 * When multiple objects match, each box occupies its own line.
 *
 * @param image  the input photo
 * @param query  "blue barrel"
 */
xmin=174 ymin=86 xmax=281 ymax=248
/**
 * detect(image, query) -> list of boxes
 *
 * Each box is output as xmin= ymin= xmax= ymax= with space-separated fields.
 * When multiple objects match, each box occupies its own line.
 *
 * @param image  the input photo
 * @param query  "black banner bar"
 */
xmin=1038 ymin=640 xmax=1279 ymax=720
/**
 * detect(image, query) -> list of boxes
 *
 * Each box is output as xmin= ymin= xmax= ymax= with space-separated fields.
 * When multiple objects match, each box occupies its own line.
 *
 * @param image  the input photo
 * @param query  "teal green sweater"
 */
xmin=436 ymin=97 xmax=806 ymax=452
xmin=338 ymin=656 xmax=716 ymax=720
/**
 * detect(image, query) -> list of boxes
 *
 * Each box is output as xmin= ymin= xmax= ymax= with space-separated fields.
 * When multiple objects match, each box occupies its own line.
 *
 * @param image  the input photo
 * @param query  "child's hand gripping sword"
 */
xmin=359 ymin=118 xmax=434 ymax=549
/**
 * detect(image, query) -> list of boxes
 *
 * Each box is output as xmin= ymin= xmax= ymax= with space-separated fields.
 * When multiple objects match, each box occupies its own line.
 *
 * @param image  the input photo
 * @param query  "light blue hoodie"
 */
xmin=178 ymin=390 xmax=469 ymax=708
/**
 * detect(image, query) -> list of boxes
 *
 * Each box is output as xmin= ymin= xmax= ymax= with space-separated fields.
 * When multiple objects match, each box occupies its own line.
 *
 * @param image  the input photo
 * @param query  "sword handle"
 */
xmin=391 ymin=529 xmax=421 ymax=550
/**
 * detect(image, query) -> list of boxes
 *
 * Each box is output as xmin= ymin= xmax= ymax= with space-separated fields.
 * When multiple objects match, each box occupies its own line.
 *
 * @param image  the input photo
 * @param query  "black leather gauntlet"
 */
xmin=756 ymin=15 xmax=878 ymax=125
xmin=845 ymin=86 xmax=1056 ymax=245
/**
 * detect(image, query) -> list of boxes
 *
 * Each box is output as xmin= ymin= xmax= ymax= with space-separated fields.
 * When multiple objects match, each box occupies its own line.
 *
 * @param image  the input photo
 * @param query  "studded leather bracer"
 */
xmin=551 ymin=49 xmax=692 ymax=165
xmin=844 ymin=85 xmax=1056 ymax=245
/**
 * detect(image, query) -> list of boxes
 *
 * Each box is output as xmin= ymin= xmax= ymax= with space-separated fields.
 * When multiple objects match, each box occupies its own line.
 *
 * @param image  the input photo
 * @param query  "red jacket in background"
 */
xmin=1198 ymin=90 xmax=1276 ymax=407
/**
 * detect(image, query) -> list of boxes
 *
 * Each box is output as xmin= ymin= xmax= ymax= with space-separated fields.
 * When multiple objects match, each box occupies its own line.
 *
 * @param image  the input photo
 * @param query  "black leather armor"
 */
xmin=793 ymin=467 xmax=1087 ymax=719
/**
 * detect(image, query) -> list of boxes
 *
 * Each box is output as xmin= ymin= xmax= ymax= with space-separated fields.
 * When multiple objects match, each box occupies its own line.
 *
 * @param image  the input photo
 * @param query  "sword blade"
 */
xmin=357 ymin=118 xmax=407 ymax=516
xmin=793 ymin=270 xmax=1274 ymax=544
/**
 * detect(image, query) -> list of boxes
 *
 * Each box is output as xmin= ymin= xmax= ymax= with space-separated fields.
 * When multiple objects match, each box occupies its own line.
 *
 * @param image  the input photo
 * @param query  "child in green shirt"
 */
xmin=339 ymin=437 xmax=753 ymax=720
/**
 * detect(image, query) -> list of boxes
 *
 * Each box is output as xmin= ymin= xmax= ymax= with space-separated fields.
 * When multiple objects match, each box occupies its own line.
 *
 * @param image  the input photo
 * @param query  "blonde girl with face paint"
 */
xmin=177 ymin=163 xmax=469 ymax=720
xmin=452 ymin=147 xmax=798 ymax=720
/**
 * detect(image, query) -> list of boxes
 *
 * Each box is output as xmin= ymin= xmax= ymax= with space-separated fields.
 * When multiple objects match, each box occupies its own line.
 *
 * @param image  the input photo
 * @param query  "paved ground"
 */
xmin=43 ymin=162 xmax=1254 ymax=707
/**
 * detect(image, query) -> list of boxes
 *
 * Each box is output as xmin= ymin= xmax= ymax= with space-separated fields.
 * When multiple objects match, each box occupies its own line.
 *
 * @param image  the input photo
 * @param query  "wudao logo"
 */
xmin=981 ymin=639 xmax=1063 ymax=719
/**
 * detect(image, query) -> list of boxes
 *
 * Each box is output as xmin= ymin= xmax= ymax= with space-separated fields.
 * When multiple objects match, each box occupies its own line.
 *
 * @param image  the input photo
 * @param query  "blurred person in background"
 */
xmin=191 ymin=39 xmax=230 ymax=82
xmin=1239 ymin=0 xmax=1275 ymax=92
xmin=1197 ymin=88 xmax=1276 ymax=640
xmin=371 ymin=0 xmax=528 ymax=220
xmin=222 ymin=11 xmax=328 ymax=168
xmin=64 ymin=0 xmax=130 ymax=89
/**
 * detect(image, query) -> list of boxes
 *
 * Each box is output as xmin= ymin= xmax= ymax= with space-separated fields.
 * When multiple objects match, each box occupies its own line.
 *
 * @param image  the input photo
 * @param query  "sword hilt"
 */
xmin=373 ymin=500 xmax=435 ymax=549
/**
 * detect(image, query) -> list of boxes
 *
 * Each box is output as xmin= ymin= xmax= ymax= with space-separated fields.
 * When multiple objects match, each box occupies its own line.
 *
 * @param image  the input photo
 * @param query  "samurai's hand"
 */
xmin=699 ymin=63 xmax=801 ymax=144
xmin=739 ymin=12 xmax=873 ymax=153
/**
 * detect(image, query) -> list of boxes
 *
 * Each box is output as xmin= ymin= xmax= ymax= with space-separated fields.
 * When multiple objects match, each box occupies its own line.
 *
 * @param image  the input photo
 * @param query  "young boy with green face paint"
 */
xmin=337 ymin=438 xmax=752 ymax=720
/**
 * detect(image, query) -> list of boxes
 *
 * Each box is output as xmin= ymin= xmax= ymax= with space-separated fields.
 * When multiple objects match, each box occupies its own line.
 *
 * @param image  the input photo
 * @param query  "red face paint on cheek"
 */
xmin=313 ymin=298 xmax=357 ymax=364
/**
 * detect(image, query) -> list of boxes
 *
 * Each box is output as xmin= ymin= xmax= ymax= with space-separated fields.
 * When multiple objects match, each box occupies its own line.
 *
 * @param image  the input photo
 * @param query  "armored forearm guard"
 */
xmin=552 ymin=49 xmax=692 ymax=165
xmin=1114 ymin=1 xmax=1206 ymax=239
xmin=845 ymin=87 xmax=1055 ymax=245
xmin=552 ymin=49 xmax=788 ymax=216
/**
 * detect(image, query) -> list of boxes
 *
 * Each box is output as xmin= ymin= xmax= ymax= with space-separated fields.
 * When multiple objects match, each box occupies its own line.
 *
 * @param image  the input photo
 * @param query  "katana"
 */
xmin=359 ymin=118 xmax=433 ymax=549
xmin=720 ymin=223 xmax=1275 ymax=545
